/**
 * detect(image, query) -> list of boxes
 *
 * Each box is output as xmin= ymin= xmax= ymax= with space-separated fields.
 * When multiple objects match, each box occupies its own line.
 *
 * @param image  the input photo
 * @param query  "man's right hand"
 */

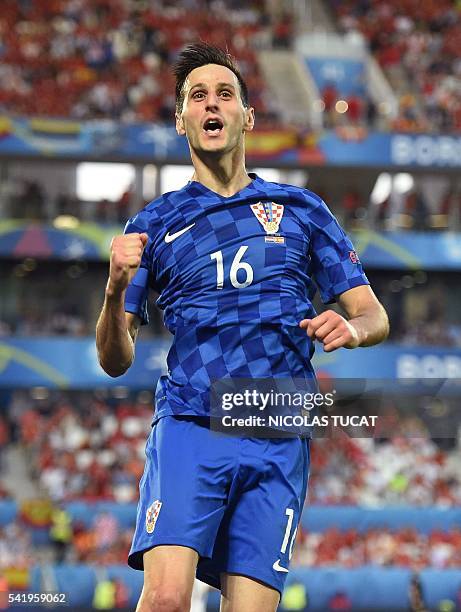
xmin=107 ymin=232 xmax=148 ymax=296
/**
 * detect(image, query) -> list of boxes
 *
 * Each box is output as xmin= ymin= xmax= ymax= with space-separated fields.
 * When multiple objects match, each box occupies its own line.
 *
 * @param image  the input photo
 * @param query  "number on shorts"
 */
xmin=281 ymin=508 xmax=297 ymax=560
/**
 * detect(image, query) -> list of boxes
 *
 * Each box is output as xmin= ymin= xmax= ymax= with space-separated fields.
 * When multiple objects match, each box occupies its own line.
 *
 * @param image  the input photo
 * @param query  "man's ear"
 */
xmin=243 ymin=107 xmax=255 ymax=133
xmin=176 ymin=112 xmax=186 ymax=136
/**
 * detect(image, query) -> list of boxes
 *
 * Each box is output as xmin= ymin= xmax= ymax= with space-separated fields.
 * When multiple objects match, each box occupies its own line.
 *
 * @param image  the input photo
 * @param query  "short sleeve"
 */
xmin=308 ymin=199 xmax=369 ymax=304
xmin=123 ymin=213 xmax=151 ymax=325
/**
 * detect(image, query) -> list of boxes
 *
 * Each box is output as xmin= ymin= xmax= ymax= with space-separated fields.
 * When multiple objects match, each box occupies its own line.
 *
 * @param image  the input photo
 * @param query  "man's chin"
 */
xmin=195 ymin=140 xmax=229 ymax=155
xmin=189 ymin=132 xmax=241 ymax=157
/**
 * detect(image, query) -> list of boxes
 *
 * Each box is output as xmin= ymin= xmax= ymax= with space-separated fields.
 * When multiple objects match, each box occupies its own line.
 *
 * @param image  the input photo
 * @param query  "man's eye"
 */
xmin=220 ymin=91 xmax=232 ymax=98
xmin=192 ymin=92 xmax=205 ymax=100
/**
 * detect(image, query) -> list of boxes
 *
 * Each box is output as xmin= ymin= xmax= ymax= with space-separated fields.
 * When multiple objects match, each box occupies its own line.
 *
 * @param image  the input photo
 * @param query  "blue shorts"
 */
xmin=128 ymin=415 xmax=310 ymax=595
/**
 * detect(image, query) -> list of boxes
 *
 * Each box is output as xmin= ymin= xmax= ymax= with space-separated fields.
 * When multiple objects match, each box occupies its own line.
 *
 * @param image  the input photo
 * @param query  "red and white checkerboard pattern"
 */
xmin=250 ymin=202 xmax=284 ymax=231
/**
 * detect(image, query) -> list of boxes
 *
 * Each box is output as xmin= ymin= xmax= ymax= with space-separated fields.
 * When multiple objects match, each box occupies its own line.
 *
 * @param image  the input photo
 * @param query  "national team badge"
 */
xmin=146 ymin=500 xmax=162 ymax=534
xmin=251 ymin=202 xmax=284 ymax=235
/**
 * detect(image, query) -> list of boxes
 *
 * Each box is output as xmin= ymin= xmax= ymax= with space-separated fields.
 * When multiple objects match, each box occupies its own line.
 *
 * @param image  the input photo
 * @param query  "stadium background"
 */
xmin=1 ymin=0 xmax=461 ymax=610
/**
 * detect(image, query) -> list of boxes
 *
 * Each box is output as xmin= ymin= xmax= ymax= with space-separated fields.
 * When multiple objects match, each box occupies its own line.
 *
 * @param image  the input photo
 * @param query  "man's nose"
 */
xmin=205 ymin=93 xmax=219 ymax=110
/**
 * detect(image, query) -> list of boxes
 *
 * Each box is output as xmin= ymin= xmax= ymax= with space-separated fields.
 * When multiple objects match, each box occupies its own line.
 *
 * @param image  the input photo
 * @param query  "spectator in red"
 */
xmin=116 ymin=186 xmax=133 ymax=224
xmin=322 ymin=82 xmax=339 ymax=128
xmin=342 ymin=189 xmax=364 ymax=227
xmin=114 ymin=579 xmax=130 ymax=609
xmin=328 ymin=591 xmax=353 ymax=610
xmin=272 ymin=13 xmax=293 ymax=48
xmin=347 ymin=94 xmax=363 ymax=125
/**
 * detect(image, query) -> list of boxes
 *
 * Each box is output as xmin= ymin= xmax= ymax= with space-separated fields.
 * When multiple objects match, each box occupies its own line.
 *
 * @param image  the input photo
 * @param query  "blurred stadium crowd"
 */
xmin=0 ymin=0 xmax=286 ymax=125
xmin=330 ymin=0 xmax=461 ymax=133
xmin=294 ymin=525 xmax=461 ymax=569
xmin=1 ymin=0 xmax=461 ymax=133
xmin=1 ymin=391 xmax=461 ymax=580
xmin=1 ymin=391 xmax=460 ymax=506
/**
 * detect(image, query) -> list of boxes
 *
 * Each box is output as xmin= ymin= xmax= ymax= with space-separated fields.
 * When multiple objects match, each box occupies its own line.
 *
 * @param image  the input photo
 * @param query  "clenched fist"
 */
xmin=299 ymin=310 xmax=360 ymax=352
xmin=107 ymin=232 xmax=148 ymax=296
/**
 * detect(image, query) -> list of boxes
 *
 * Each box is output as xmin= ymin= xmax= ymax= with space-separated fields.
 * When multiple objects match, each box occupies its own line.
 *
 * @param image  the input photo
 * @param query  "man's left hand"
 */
xmin=299 ymin=310 xmax=360 ymax=352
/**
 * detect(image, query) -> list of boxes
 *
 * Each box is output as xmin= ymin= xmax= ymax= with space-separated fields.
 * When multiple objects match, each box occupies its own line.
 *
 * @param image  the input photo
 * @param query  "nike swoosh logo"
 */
xmin=164 ymin=223 xmax=195 ymax=243
xmin=272 ymin=559 xmax=289 ymax=573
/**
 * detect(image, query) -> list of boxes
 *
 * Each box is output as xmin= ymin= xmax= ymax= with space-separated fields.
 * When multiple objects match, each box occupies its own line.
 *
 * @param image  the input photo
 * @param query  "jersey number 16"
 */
xmin=210 ymin=246 xmax=254 ymax=290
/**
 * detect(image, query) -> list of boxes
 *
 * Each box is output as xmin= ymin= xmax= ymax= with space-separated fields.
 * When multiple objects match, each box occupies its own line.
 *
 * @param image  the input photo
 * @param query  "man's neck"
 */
xmin=190 ymin=150 xmax=252 ymax=198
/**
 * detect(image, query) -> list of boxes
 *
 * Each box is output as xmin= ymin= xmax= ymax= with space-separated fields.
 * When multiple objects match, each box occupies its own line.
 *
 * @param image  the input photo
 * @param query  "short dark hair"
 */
xmin=173 ymin=42 xmax=249 ymax=113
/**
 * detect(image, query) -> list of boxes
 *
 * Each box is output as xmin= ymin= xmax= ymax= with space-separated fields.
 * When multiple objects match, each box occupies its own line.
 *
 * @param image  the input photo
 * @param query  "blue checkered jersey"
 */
xmin=124 ymin=174 xmax=369 ymax=419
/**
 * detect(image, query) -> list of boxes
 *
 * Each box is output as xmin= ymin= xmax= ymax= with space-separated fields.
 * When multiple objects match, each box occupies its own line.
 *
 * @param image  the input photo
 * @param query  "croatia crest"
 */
xmin=251 ymin=202 xmax=284 ymax=234
xmin=146 ymin=500 xmax=162 ymax=534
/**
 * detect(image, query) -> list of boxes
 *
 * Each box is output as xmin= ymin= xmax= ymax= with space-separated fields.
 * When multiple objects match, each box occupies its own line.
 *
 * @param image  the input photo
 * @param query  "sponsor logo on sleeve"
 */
xmin=146 ymin=500 xmax=162 ymax=534
xmin=349 ymin=250 xmax=360 ymax=264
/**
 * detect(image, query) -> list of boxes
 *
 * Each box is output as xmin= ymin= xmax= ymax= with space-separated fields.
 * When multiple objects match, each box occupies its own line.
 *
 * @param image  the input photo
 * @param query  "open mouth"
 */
xmin=203 ymin=117 xmax=224 ymax=136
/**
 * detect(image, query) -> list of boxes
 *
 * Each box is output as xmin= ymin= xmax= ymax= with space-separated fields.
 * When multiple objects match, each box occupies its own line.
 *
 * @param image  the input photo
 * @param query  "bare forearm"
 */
xmin=96 ymin=285 xmax=134 ymax=377
xmin=349 ymin=304 xmax=389 ymax=347
xmin=301 ymin=286 xmax=389 ymax=352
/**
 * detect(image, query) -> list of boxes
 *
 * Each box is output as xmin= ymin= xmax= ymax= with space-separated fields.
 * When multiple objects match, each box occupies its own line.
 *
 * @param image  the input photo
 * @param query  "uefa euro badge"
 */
xmin=251 ymin=202 xmax=284 ymax=234
xmin=146 ymin=500 xmax=162 ymax=534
